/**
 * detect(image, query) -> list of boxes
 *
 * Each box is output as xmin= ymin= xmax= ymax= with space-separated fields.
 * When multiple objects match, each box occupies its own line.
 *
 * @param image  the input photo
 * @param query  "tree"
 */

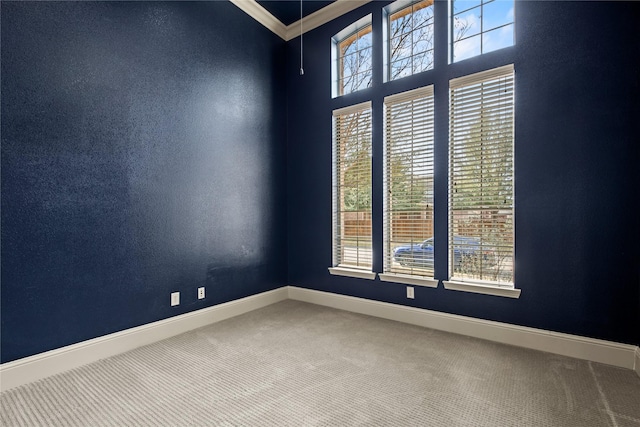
xmin=338 ymin=110 xmax=372 ymax=212
xmin=337 ymin=0 xmax=472 ymax=93
xmin=451 ymin=108 xmax=514 ymax=283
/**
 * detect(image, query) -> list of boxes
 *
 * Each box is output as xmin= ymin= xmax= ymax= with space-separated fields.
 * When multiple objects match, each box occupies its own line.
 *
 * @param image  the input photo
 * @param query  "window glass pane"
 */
xmin=390 ymin=11 xmax=412 ymax=36
xmin=387 ymin=0 xmax=435 ymax=81
xmin=483 ymin=24 xmax=514 ymax=53
xmin=482 ymin=0 xmax=514 ymax=31
xmin=341 ymin=35 xmax=357 ymax=56
xmin=412 ymin=1 xmax=434 ymax=28
xmin=390 ymin=35 xmax=411 ymax=63
xmin=357 ymin=71 xmax=373 ymax=91
xmin=453 ymin=0 xmax=481 ymax=14
xmin=341 ymin=76 xmax=353 ymax=95
xmin=359 ymin=47 xmax=372 ymax=72
xmin=342 ymin=53 xmax=356 ymax=78
xmin=413 ymin=51 xmax=434 ymax=73
xmin=453 ymin=34 xmax=481 ymax=62
xmin=391 ymin=58 xmax=412 ymax=79
xmin=358 ymin=28 xmax=372 ymax=49
xmin=453 ymin=8 xmax=481 ymax=39
xmin=333 ymin=18 xmax=372 ymax=97
xmin=414 ymin=38 xmax=433 ymax=54
xmin=451 ymin=0 xmax=514 ymax=62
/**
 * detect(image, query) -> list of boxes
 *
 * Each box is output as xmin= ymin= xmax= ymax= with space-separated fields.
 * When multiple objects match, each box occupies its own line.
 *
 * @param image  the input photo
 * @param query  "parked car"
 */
xmin=393 ymin=236 xmax=496 ymax=268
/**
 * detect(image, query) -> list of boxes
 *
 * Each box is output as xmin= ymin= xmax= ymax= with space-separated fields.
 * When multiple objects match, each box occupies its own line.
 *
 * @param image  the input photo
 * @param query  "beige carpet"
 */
xmin=2 ymin=300 xmax=640 ymax=426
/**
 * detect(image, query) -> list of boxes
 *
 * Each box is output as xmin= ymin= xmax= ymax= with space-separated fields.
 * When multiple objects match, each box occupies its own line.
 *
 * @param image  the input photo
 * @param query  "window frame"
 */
xmin=383 ymin=0 xmax=436 ymax=82
xmin=331 ymin=15 xmax=373 ymax=98
xmin=449 ymin=0 xmax=515 ymax=64
xmin=329 ymin=101 xmax=376 ymax=280
xmin=444 ymin=64 xmax=520 ymax=298
xmin=379 ymin=86 xmax=438 ymax=288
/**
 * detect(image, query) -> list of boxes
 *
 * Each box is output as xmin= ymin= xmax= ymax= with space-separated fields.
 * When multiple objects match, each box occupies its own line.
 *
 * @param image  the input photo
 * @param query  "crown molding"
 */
xmin=285 ymin=0 xmax=372 ymax=41
xmin=229 ymin=0 xmax=287 ymax=39
xmin=230 ymin=0 xmax=372 ymax=41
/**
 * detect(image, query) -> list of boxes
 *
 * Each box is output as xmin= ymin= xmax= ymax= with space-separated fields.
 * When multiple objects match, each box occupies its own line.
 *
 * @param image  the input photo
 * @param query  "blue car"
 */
xmin=393 ymin=236 xmax=495 ymax=268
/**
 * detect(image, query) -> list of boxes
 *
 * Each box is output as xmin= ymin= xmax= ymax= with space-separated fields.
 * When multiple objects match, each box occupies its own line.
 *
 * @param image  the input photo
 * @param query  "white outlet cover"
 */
xmin=171 ymin=292 xmax=180 ymax=306
xmin=406 ymin=286 xmax=415 ymax=299
xmin=197 ymin=287 xmax=205 ymax=299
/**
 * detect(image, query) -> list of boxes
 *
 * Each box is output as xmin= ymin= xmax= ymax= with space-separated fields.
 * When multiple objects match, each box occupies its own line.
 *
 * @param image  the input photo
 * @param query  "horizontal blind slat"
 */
xmin=384 ymin=85 xmax=435 ymax=277
xmin=449 ymin=66 xmax=515 ymax=285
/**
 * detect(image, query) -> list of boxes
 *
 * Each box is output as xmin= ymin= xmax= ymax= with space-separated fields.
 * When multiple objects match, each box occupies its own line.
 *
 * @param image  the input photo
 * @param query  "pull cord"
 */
xmin=300 ymin=0 xmax=304 ymax=75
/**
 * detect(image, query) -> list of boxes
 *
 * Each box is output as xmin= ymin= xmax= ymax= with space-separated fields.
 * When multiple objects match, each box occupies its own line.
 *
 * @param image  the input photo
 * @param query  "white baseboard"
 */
xmin=0 ymin=287 xmax=288 ymax=392
xmin=287 ymin=286 xmax=639 ymax=371
xmin=3 ymin=285 xmax=637 ymax=392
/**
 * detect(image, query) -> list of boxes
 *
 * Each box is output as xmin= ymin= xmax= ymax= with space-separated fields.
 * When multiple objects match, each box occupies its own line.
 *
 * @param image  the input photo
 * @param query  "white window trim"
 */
xmin=379 ymin=273 xmax=438 ymax=288
xmin=329 ymin=267 xmax=377 ymax=280
xmin=448 ymin=64 xmax=519 ymax=296
xmin=382 ymin=85 xmax=435 ymax=282
xmin=331 ymin=101 xmax=373 ymax=275
xmin=443 ymin=280 xmax=521 ymax=298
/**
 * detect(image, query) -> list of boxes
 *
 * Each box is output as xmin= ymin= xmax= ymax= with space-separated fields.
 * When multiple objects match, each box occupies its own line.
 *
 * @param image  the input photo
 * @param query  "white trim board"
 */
xmin=287 ymin=286 xmax=639 ymax=372
xmin=285 ymin=0 xmax=372 ymax=41
xmin=2 ymin=285 xmax=638 ymax=392
xmin=230 ymin=0 xmax=373 ymax=41
xmin=0 ymin=287 xmax=288 ymax=392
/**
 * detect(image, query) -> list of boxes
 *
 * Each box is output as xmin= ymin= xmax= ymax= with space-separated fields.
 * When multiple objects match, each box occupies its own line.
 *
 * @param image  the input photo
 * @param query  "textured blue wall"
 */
xmin=1 ymin=1 xmax=287 ymax=363
xmin=286 ymin=1 xmax=640 ymax=345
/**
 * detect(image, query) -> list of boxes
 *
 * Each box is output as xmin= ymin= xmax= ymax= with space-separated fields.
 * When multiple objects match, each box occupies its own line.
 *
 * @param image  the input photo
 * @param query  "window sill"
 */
xmin=378 ymin=273 xmax=438 ymax=288
xmin=328 ymin=267 xmax=377 ymax=280
xmin=443 ymin=280 xmax=521 ymax=299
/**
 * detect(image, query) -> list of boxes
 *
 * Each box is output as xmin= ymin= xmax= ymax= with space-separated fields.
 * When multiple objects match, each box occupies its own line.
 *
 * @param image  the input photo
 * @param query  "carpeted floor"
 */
xmin=2 ymin=300 xmax=640 ymax=426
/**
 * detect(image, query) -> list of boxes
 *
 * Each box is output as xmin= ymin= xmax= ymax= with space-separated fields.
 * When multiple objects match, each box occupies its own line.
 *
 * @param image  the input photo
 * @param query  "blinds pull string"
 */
xmin=300 ymin=0 xmax=304 ymax=75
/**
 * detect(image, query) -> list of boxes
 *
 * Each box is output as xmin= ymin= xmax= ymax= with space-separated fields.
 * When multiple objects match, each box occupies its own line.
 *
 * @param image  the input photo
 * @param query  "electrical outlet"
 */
xmin=406 ymin=286 xmax=415 ymax=299
xmin=197 ymin=287 xmax=205 ymax=300
xmin=171 ymin=292 xmax=180 ymax=306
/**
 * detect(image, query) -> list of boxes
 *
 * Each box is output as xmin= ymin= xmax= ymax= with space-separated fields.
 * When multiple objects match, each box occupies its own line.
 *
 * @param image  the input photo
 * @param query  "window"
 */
xmin=330 ymin=102 xmax=375 ymax=278
xmin=380 ymin=87 xmax=437 ymax=287
xmin=448 ymin=65 xmax=514 ymax=287
xmin=385 ymin=0 xmax=435 ymax=81
xmin=450 ymin=0 xmax=515 ymax=63
xmin=332 ymin=15 xmax=373 ymax=97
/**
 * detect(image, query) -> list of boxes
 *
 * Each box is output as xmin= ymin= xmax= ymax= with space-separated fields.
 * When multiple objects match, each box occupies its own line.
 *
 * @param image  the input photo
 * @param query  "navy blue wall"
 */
xmin=1 ymin=1 xmax=287 ymax=363
xmin=286 ymin=1 xmax=640 ymax=345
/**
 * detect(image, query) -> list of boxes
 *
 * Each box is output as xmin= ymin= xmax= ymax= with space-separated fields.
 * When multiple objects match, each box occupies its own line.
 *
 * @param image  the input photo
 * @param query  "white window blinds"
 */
xmin=332 ymin=102 xmax=373 ymax=271
xmin=449 ymin=64 xmax=514 ymax=285
xmin=383 ymin=86 xmax=435 ymax=277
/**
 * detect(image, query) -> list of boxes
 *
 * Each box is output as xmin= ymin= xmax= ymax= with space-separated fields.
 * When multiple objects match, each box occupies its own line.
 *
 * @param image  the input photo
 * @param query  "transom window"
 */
xmin=332 ymin=15 xmax=373 ymax=97
xmin=385 ymin=0 xmax=435 ymax=81
xmin=450 ymin=0 xmax=515 ymax=63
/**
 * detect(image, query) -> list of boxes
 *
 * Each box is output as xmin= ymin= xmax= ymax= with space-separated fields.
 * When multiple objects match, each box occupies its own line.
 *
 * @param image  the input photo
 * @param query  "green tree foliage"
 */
xmin=451 ymin=109 xmax=513 ymax=211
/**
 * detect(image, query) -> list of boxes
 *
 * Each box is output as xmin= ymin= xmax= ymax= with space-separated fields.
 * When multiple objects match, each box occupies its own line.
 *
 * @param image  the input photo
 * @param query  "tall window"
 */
xmin=449 ymin=65 xmax=514 ymax=286
xmin=331 ymin=102 xmax=374 ymax=276
xmin=381 ymin=87 xmax=436 ymax=286
xmin=332 ymin=15 xmax=373 ymax=97
xmin=385 ymin=0 xmax=435 ymax=81
xmin=450 ymin=0 xmax=515 ymax=63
